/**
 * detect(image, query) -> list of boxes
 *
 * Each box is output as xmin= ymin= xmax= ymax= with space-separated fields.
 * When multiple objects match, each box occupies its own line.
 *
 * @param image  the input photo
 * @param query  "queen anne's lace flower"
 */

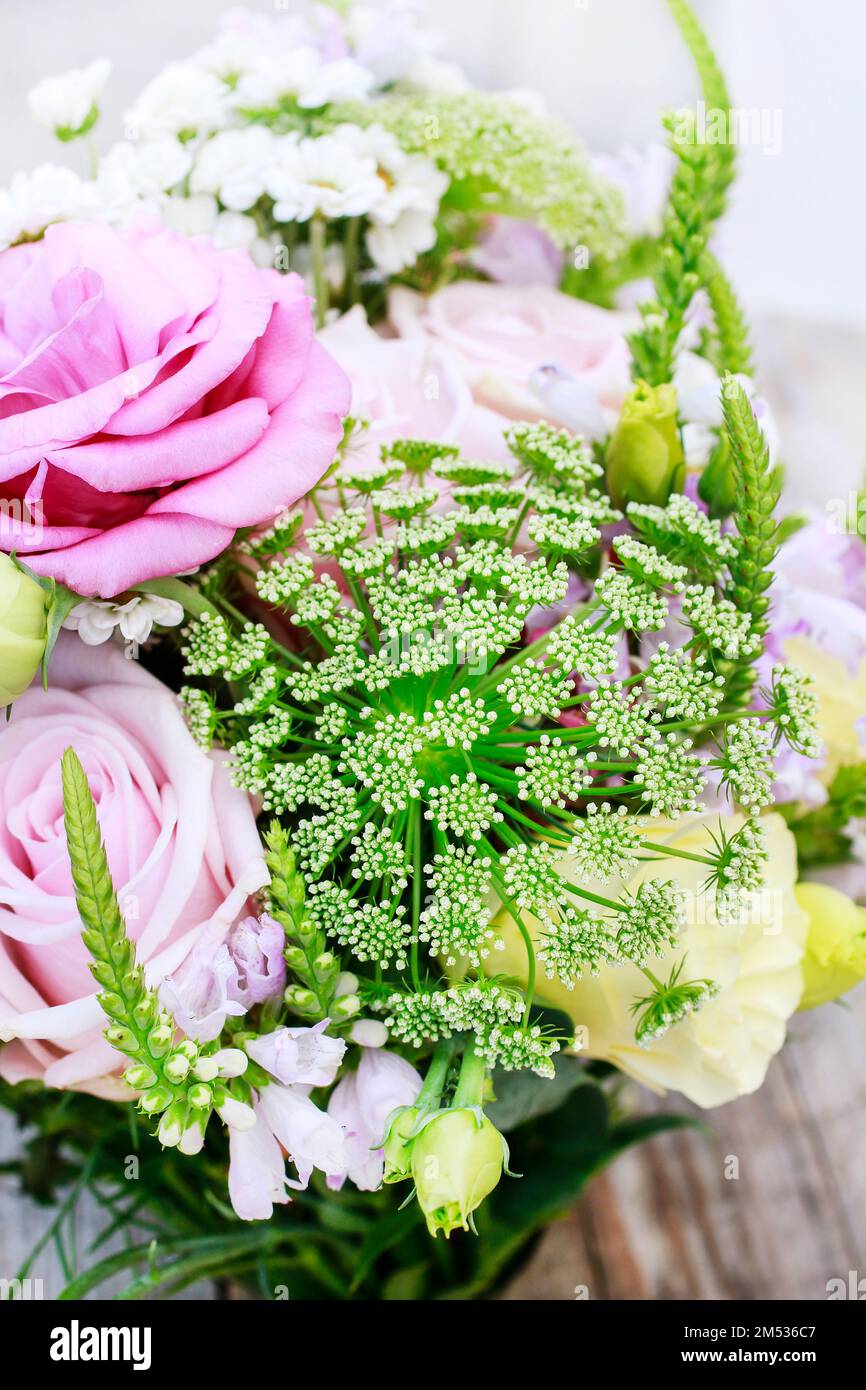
xmin=568 ymin=803 xmax=645 ymax=881
xmin=180 ymin=416 xmax=786 ymax=1071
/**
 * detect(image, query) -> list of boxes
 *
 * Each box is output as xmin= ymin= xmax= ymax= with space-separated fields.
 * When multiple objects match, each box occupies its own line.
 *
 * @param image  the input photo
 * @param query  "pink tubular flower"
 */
xmin=246 ymin=1018 xmax=346 ymax=1087
xmin=228 ymin=1115 xmax=291 ymax=1222
xmin=0 ymin=633 xmax=268 ymax=1097
xmin=388 ymin=280 xmax=631 ymax=430
xmin=257 ymin=1082 xmax=348 ymax=1189
xmin=0 ymin=220 xmax=350 ymax=597
xmin=327 ymin=1047 xmax=422 ymax=1192
xmin=159 ymin=912 xmax=286 ymax=1044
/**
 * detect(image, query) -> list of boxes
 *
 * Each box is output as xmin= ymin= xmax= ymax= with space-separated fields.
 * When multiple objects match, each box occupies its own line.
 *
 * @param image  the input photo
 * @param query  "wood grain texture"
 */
xmin=501 ymin=992 xmax=866 ymax=1300
xmin=1 ymin=316 xmax=864 ymax=1301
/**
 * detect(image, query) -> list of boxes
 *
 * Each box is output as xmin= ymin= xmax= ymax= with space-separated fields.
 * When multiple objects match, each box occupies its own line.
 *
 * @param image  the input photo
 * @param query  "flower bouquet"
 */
xmin=1 ymin=0 xmax=864 ymax=1303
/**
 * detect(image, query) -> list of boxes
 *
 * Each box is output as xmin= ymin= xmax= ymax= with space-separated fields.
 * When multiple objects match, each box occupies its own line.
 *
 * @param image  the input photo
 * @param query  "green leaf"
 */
xmin=486 ymin=1056 xmax=592 ymax=1132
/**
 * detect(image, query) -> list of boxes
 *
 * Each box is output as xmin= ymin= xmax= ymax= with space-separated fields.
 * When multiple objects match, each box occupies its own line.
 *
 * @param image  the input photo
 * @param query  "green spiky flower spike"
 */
xmin=61 ymin=747 xmax=253 ymax=1153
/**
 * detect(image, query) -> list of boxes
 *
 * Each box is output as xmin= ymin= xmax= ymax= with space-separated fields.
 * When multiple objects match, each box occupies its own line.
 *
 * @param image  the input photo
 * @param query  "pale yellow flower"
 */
xmin=796 ymin=882 xmax=866 ymax=1010
xmin=489 ymin=812 xmax=807 ymax=1108
xmin=783 ymin=634 xmax=866 ymax=782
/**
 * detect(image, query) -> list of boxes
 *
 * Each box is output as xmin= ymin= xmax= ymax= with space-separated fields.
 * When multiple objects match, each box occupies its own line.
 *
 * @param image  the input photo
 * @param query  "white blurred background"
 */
xmin=0 ymin=0 xmax=864 ymax=501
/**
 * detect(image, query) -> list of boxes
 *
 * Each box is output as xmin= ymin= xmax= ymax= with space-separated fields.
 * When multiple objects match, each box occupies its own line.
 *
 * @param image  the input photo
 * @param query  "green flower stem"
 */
xmin=417 ymin=1038 xmax=455 ymax=1110
xmin=639 ymin=842 xmax=712 ymax=867
xmin=343 ymin=215 xmax=360 ymax=308
xmin=561 ymin=878 xmax=621 ymax=913
xmin=452 ymin=1034 xmax=487 ymax=1110
xmin=133 ymin=577 xmax=220 ymax=620
xmin=310 ymin=216 xmax=329 ymax=330
xmin=484 ymin=847 xmax=536 ymax=1018
xmin=410 ymin=802 xmax=423 ymax=990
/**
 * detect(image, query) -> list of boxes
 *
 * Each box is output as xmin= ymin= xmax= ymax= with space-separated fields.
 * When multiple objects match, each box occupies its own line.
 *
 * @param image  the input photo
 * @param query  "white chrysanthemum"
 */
xmin=328 ymin=122 xmax=447 ymax=272
xmin=28 ymin=58 xmax=111 ymax=134
xmin=264 ymin=133 xmax=382 ymax=222
xmin=95 ymin=138 xmax=192 ymax=220
xmin=491 ymin=813 xmax=808 ymax=1108
xmin=124 ymin=63 xmax=230 ymax=140
xmin=367 ymin=209 xmax=438 ymax=273
xmin=234 ymin=46 xmax=373 ymax=110
xmin=0 ymin=164 xmax=100 ymax=248
xmin=190 ymin=127 xmax=282 ymax=211
xmin=65 ymin=595 xmax=184 ymax=646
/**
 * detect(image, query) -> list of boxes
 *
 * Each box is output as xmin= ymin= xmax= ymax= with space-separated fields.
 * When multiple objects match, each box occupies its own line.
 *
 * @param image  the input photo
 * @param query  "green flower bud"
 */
xmin=312 ymin=951 xmax=339 ymax=983
xmin=411 ymin=1108 xmax=506 ymax=1238
xmin=283 ymin=944 xmax=309 ymax=973
xmin=123 ymin=1063 xmax=157 ymax=1091
xmin=157 ymin=1100 xmax=187 ymax=1148
xmin=284 ymin=984 xmax=320 ymax=1016
xmin=330 ymin=992 xmax=360 ymax=1021
xmin=164 ymin=1052 xmax=191 ymax=1084
xmin=104 ymin=1025 xmax=138 ymax=1055
xmin=139 ymin=1086 xmax=173 ymax=1115
xmin=382 ymin=1105 xmax=423 ymax=1184
xmin=147 ymin=1022 xmax=173 ymax=1058
xmin=187 ymin=1083 xmax=213 ymax=1110
xmin=605 ymin=380 xmax=685 ymax=510
xmin=0 ymin=554 xmax=49 ymax=708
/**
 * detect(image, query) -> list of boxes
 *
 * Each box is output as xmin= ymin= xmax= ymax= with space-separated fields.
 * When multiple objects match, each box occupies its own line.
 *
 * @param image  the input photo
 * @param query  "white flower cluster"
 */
xmin=9 ymin=3 xmax=450 ymax=276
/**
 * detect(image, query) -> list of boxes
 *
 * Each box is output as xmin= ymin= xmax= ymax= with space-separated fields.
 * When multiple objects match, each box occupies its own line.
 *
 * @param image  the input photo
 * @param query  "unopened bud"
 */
xmin=157 ymin=1100 xmax=186 ymax=1149
xmin=187 ymin=1083 xmax=213 ymax=1110
xmin=213 ymin=1048 xmax=248 ymax=1078
xmin=164 ymin=1052 xmax=191 ymax=1084
xmin=331 ymin=992 xmax=361 ymax=1021
xmin=123 ymin=1063 xmax=157 ymax=1091
xmin=139 ymin=1086 xmax=173 ymax=1115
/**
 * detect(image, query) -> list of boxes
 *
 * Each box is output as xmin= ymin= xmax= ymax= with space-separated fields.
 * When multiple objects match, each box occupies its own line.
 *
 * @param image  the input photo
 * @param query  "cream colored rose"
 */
xmin=490 ymin=812 xmax=807 ymax=1108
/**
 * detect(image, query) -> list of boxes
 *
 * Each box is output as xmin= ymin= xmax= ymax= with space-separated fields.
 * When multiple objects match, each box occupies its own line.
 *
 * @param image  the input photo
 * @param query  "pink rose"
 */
xmin=388 ymin=281 xmax=631 ymax=434
xmin=319 ymin=305 xmax=512 ymax=472
xmin=0 ymin=220 xmax=350 ymax=597
xmin=0 ymin=634 xmax=268 ymax=1097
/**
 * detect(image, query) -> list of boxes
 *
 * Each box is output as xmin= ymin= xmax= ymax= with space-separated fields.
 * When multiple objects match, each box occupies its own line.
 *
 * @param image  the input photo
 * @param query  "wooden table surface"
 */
xmin=2 ymin=314 xmax=865 ymax=1301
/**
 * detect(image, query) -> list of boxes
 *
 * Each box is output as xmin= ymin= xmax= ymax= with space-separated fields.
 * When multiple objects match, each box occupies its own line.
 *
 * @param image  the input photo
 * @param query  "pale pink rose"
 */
xmin=319 ymin=305 xmax=512 ymax=474
xmin=0 ymin=634 xmax=268 ymax=1097
xmin=388 ymin=281 xmax=631 ymax=430
xmin=0 ymin=220 xmax=349 ymax=598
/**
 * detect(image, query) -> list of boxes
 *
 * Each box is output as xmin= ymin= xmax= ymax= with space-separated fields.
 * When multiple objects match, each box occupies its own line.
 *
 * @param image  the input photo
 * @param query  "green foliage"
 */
xmin=0 ymin=1075 xmax=696 ymax=1301
xmin=786 ymin=764 xmax=866 ymax=868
